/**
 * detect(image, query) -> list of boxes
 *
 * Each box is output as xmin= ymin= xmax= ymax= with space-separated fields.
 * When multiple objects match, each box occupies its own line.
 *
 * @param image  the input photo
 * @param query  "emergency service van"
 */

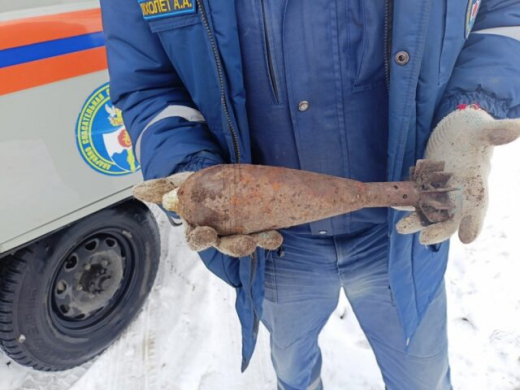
xmin=0 ymin=0 xmax=161 ymax=371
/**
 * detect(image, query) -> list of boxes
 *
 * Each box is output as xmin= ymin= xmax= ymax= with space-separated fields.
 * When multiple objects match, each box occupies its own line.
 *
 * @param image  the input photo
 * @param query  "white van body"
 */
xmin=0 ymin=0 xmax=142 ymax=254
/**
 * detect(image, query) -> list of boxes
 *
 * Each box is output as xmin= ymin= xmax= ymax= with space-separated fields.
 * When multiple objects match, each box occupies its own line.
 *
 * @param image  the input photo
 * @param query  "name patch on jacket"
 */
xmin=138 ymin=0 xmax=196 ymax=20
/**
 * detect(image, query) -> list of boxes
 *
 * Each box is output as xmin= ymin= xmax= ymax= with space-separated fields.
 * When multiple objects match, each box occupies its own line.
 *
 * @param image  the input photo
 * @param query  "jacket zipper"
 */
xmin=196 ymin=0 xmax=242 ymax=163
xmin=384 ymin=0 xmax=394 ymax=91
xmin=260 ymin=0 xmax=280 ymax=104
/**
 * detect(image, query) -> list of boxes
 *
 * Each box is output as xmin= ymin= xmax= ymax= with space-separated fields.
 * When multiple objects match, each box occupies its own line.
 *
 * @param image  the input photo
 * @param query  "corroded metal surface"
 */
xmin=175 ymin=161 xmax=455 ymax=236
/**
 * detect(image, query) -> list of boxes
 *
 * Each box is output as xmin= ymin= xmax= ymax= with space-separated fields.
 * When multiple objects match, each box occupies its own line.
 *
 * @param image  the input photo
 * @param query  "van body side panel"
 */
xmin=0 ymin=2 xmax=142 ymax=254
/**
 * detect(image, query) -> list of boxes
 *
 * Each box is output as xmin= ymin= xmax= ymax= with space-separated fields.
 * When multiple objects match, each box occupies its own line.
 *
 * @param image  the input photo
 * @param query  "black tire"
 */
xmin=0 ymin=199 xmax=160 ymax=371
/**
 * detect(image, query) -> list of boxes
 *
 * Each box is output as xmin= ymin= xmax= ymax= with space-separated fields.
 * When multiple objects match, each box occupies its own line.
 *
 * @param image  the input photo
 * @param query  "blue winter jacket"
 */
xmin=100 ymin=0 xmax=520 ymax=370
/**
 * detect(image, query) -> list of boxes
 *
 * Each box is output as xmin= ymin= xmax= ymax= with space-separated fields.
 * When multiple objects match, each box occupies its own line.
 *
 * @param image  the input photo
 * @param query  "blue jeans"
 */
xmin=262 ymin=225 xmax=452 ymax=390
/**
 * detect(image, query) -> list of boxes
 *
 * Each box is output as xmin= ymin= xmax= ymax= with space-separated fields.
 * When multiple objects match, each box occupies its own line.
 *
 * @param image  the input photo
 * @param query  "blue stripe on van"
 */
xmin=0 ymin=32 xmax=105 ymax=68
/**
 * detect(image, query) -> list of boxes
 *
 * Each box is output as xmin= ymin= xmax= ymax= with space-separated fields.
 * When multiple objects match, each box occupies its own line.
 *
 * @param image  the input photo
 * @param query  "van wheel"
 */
xmin=0 ymin=199 xmax=160 ymax=371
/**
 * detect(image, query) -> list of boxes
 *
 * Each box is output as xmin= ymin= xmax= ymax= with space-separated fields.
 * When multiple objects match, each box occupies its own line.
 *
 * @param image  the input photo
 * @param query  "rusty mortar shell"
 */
xmin=162 ymin=161 xmax=455 ymax=236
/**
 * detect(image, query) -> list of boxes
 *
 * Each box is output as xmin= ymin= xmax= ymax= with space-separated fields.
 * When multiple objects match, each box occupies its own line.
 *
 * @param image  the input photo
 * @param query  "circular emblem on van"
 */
xmin=76 ymin=83 xmax=140 ymax=176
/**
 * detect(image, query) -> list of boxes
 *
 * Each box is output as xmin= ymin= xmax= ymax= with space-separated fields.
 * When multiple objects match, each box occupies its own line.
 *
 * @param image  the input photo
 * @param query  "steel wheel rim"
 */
xmin=49 ymin=229 xmax=138 ymax=335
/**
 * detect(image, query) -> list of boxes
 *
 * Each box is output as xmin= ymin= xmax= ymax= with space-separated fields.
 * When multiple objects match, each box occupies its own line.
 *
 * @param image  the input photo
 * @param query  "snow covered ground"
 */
xmin=1 ymin=141 xmax=519 ymax=390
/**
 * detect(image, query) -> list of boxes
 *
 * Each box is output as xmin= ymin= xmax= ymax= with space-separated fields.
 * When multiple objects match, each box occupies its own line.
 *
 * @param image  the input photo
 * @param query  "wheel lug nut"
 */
xmin=84 ymin=264 xmax=91 ymax=271
xmin=76 ymin=285 xmax=83 ymax=291
xmin=102 ymin=260 xmax=109 ymax=267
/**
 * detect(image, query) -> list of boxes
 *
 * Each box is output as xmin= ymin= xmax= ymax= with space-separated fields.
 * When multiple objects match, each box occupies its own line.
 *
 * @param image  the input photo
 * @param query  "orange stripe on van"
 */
xmin=0 ymin=9 xmax=103 ymax=51
xmin=0 ymin=47 xmax=107 ymax=96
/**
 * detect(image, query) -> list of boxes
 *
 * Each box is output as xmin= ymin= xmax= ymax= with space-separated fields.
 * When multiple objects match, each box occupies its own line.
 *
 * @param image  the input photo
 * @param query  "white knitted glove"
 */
xmin=397 ymin=105 xmax=520 ymax=245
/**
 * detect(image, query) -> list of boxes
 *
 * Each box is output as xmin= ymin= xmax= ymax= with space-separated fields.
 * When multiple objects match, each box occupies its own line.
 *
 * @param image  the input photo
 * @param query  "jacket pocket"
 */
xmin=347 ymin=0 xmax=386 ymax=89
xmin=259 ymin=0 xmax=282 ymax=104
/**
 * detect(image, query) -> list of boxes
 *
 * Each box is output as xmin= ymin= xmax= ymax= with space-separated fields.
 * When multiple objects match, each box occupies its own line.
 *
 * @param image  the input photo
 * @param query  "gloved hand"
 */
xmin=397 ymin=105 xmax=520 ymax=245
xmin=134 ymin=171 xmax=283 ymax=257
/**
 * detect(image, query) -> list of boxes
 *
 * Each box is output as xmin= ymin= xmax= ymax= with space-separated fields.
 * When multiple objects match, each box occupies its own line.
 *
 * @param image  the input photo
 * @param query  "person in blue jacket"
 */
xmin=100 ymin=0 xmax=520 ymax=389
